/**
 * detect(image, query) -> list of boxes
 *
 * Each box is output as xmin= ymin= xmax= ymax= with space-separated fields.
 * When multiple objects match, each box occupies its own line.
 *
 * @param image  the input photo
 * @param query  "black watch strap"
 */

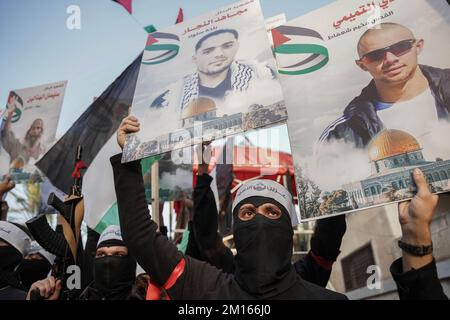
xmin=398 ymin=240 xmax=433 ymax=257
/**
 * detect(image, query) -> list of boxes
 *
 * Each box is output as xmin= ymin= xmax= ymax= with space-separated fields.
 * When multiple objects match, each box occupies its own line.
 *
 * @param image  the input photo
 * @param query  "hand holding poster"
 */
xmin=274 ymin=0 xmax=450 ymax=221
xmin=0 ymin=81 xmax=67 ymax=184
xmin=122 ymin=0 xmax=287 ymax=162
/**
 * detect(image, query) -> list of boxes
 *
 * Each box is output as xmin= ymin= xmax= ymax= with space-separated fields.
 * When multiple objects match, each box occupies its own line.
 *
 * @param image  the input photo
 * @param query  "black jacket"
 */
xmin=0 ymin=285 xmax=27 ymax=300
xmin=111 ymin=153 xmax=346 ymax=300
xmin=0 ymin=271 xmax=27 ymax=300
xmin=390 ymin=258 xmax=448 ymax=300
xmin=189 ymin=173 xmax=346 ymax=288
xmin=78 ymin=282 xmax=134 ymax=300
xmin=321 ymin=65 xmax=450 ymax=148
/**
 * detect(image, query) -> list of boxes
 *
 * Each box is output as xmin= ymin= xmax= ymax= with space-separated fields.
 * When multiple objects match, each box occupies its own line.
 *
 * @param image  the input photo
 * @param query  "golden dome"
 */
xmin=181 ymin=97 xmax=216 ymax=119
xmin=368 ymin=129 xmax=421 ymax=162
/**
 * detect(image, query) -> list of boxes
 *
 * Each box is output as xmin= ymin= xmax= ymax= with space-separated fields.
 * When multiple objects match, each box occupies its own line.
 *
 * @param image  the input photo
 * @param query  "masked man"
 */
xmin=115 ymin=115 xmax=448 ymax=300
xmin=0 ymin=221 xmax=32 ymax=300
xmin=27 ymin=225 xmax=137 ymax=300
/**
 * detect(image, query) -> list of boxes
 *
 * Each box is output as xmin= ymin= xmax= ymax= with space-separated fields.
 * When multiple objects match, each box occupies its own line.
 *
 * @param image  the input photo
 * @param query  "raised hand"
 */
xmin=117 ymin=115 xmax=140 ymax=150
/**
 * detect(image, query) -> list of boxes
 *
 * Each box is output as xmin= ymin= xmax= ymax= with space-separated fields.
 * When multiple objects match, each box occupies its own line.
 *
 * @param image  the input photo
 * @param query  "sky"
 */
xmin=0 ymin=0 xmax=334 ymax=143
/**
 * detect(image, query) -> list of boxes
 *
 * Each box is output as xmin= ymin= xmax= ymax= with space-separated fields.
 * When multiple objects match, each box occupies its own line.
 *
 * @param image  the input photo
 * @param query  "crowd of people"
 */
xmin=0 ymin=112 xmax=447 ymax=301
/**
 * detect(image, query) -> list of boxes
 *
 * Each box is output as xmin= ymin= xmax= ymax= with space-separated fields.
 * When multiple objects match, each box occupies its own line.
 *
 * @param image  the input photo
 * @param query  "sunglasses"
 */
xmin=359 ymin=39 xmax=416 ymax=63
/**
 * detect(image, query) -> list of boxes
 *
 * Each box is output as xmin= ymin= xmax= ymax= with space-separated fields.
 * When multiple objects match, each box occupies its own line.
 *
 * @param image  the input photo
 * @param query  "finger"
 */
xmin=50 ymin=280 xmax=62 ymax=300
xmin=398 ymin=201 xmax=408 ymax=211
xmin=36 ymin=283 xmax=49 ymax=298
xmin=35 ymin=284 xmax=45 ymax=298
xmin=121 ymin=114 xmax=138 ymax=124
xmin=398 ymin=201 xmax=408 ymax=215
xmin=412 ymin=168 xmax=430 ymax=198
xmin=121 ymin=114 xmax=139 ymax=123
xmin=126 ymin=115 xmax=138 ymax=122
xmin=48 ymin=276 xmax=55 ymax=289
xmin=122 ymin=116 xmax=139 ymax=124
xmin=123 ymin=124 xmax=140 ymax=133
xmin=43 ymin=281 xmax=52 ymax=298
xmin=120 ymin=119 xmax=140 ymax=130
xmin=122 ymin=119 xmax=140 ymax=127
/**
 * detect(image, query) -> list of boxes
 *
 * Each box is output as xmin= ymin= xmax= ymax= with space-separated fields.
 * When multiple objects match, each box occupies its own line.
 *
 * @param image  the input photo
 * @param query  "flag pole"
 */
xmin=151 ymin=161 xmax=160 ymax=227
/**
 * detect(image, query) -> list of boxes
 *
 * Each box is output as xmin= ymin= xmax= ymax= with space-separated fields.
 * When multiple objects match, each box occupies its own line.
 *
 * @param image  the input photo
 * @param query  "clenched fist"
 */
xmin=117 ymin=115 xmax=140 ymax=150
xmin=26 ymin=276 xmax=62 ymax=300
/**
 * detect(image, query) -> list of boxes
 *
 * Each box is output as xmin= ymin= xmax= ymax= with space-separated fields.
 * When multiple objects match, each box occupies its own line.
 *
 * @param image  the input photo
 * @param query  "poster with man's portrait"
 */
xmin=0 ymin=80 xmax=67 ymax=184
xmin=274 ymin=0 xmax=450 ymax=221
xmin=122 ymin=0 xmax=287 ymax=162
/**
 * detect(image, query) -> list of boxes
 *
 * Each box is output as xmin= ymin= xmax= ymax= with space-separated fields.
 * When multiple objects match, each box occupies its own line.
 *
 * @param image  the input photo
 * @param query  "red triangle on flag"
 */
xmin=113 ymin=0 xmax=132 ymax=14
xmin=271 ymin=28 xmax=291 ymax=48
xmin=146 ymin=35 xmax=158 ymax=47
xmin=176 ymin=8 xmax=184 ymax=24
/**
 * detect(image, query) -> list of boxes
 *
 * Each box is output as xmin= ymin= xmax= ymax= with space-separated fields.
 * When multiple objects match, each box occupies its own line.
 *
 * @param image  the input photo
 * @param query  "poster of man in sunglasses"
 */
xmin=274 ymin=0 xmax=450 ymax=220
xmin=319 ymin=23 xmax=450 ymax=147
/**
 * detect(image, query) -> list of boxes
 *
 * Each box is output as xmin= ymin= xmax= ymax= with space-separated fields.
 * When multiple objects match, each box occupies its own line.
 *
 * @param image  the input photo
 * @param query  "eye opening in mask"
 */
xmin=95 ymin=245 xmax=128 ymax=258
xmin=238 ymin=203 xmax=282 ymax=221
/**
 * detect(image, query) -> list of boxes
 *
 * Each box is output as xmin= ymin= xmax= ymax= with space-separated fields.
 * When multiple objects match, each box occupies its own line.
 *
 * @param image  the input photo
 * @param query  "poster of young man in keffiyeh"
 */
xmin=274 ymin=0 xmax=450 ymax=221
xmin=122 ymin=0 xmax=287 ymax=162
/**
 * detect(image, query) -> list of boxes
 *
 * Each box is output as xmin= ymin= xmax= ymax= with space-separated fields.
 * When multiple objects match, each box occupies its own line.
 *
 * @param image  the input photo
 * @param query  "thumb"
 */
xmin=397 ymin=201 xmax=409 ymax=222
xmin=412 ymin=168 xmax=430 ymax=198
xmin=398 ymin=201 xmax=408 ymax=214
xmin=49 ymin=280 xmax=62 ymax=300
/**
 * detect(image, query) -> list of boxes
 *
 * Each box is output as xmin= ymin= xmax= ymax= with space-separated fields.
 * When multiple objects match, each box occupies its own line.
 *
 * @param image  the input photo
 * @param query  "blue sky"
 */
xmin=0 ymin=0 xmax=334 ymax=137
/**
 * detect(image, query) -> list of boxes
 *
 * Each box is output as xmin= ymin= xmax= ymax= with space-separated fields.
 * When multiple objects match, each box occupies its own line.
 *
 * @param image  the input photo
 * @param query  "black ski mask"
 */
xmin=0 ymin=245 xmax=22 ymax=272
xmin=16 ymin=257 xmax=52 ymax=290
xmin=93 ymin=255 xmax=136 ymax=298
xmin=233 ymin=196 xmax=297 ymax=298
xmin=0 ymin=244 xmax=24 ymax=290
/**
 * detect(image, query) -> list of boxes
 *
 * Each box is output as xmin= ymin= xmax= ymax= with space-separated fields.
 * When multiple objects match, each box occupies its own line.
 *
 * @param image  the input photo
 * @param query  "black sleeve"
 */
xmin=293 ymin=215 xmax=346 ymax=287
xmin=192 ymin=174 xmax=234 ymax=274
xmin=185 ymin=221 xmax=203 ymax=260
xmin=111 ymin=153 xmax=183 ymax=286
xmin=167 ymin=255 xmax=231 ymax=300
xmin=294 ymin=253 xmax=332 ymax=288
xmin=390 ymin=258 xmax=448 ymax=300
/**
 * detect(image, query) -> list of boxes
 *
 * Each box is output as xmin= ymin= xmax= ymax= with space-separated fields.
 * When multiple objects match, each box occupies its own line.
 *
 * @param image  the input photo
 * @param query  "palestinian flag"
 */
xmin=273 ymin=26 xmax=329 ymax=75
xmin=175 ymin=8 xmax=184 ymax=24
xmin=113 ymin=0 xmax=133 ymax=14
xmin=36 ymin=53 xmax=142 ymax=233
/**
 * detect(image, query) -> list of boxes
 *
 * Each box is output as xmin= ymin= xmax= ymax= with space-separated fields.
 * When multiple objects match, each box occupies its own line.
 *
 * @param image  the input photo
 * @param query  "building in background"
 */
xmin=329 ymin=199 xmax=450 ymax=299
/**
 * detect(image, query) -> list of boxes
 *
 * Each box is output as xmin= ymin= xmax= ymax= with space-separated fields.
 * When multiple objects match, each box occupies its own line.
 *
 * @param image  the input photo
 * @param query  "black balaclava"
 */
xmin=0 ymin=245 xmax=24 ymax=289
xmin=93 ymin=239 xmax=137 ymax=299
xmin=16 ymin=257 xmax=52 ymax=290
xmin=0 ymin=245 xmax=22 ymax=272
xmin=233 ymin=196 xmax=297 ymax=298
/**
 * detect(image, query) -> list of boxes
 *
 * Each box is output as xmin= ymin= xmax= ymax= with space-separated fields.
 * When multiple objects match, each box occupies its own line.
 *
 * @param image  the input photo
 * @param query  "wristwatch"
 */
xmin=398 ymin=239 xmax=433 ymax=256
